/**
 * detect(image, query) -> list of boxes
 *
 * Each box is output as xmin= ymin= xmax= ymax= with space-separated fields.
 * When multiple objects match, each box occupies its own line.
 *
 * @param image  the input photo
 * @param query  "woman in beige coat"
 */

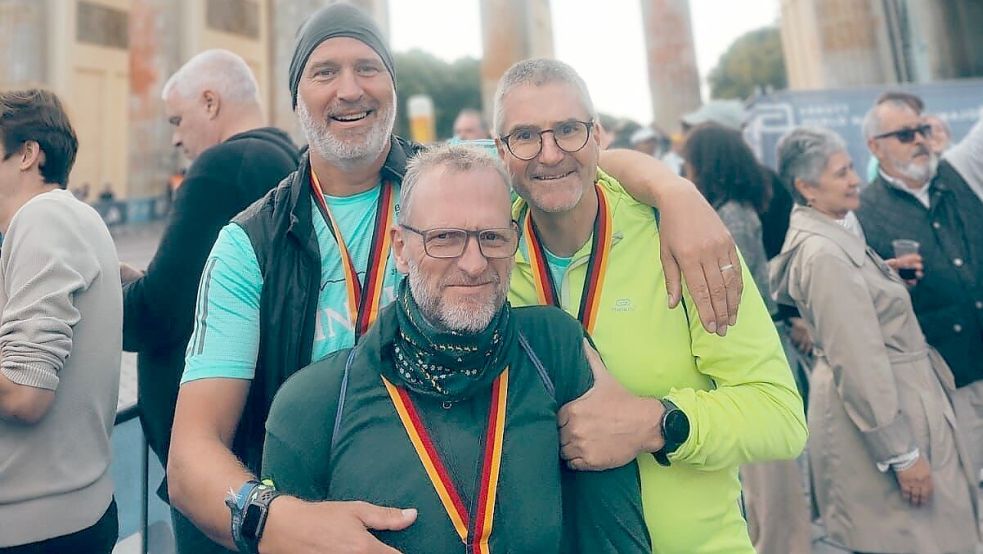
xmin=770 ymin=127 xmax=979 ymax=554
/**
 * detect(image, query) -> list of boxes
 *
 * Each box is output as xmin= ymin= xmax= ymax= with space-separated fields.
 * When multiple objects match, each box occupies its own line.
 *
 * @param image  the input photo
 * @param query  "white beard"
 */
xmin=406 ymin=258 xmax=509 ymax=334
xmin=296 ymin=93 xmax=396 ymax=168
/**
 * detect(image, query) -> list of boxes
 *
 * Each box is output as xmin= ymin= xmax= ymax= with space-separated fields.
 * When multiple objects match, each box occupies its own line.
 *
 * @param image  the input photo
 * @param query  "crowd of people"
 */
xmin=0 ymin=3 xmax=980 ymax=554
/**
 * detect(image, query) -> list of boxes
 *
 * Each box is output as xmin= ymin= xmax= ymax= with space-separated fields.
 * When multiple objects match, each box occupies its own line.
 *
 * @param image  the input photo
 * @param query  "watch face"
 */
xmin=664 ymin=410 xmax=690 ymax=444
xmin=242 ymin=503 xmax=264 ymax=540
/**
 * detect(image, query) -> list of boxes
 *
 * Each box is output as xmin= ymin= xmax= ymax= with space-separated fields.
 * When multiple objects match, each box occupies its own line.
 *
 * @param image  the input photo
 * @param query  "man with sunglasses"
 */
xmin=261 ymin=144 xmax=650 ymax=553
xmin=497 ymin=58 xmax=807 ymax=553
xmin=858 ymin=97 xmax=983 ymax=495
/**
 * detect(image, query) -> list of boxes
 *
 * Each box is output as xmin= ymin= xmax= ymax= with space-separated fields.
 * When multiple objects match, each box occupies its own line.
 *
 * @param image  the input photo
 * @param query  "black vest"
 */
xmin=856 ymin=161 xmax=983 ymax=387
xmin=230 ymin=136 xmax=421 ymax=473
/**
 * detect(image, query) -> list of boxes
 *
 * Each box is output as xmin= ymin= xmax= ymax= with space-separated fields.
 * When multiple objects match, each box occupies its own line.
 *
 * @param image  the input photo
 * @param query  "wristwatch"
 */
xmin=653 ymin=399 xmax=690 ymax=467
xmin=226 ymin=480 xmax=281 ymax=553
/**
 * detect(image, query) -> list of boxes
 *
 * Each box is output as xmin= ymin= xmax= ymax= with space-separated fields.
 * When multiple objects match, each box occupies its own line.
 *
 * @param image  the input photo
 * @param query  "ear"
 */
xmin=391 ymin=226 xmax=410 ymax=274
xmin=866 ymin=137 xmax=880 ymax=157
xmin=494 ymin=137 xmax=507 ymax=161
xmin=19 ymin=141 xmax=43 ymax=171
xmin=202 ymin=90 xmax=221 ymax=120
xmin=792 ymin=177 xmax=813 ymax=204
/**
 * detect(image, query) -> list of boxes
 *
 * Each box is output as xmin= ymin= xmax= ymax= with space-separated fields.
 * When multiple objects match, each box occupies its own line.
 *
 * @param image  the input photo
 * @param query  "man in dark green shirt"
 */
xmin=262 ymin=144 xmax=650 ymax=553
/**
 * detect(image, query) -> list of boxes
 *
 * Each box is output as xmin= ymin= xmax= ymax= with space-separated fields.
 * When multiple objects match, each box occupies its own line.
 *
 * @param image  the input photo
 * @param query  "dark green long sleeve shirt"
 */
xmin=263 ymin=304 xmax=650 ymax=553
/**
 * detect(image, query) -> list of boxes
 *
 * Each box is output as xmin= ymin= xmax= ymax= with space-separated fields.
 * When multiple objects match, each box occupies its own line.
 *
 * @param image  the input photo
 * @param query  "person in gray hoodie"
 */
xmin=0 ymin=89 xmax=122 ymax=552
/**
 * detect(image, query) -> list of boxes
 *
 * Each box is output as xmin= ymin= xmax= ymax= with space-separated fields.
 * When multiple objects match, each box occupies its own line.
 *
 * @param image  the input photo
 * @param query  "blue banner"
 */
xmin=745 ymin=79 xmax=983 ymax=177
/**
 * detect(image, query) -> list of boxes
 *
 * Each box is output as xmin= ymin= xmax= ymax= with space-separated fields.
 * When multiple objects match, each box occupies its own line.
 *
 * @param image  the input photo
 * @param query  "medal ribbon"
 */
xmin=309 ymin=168 xmax=395 ymax=339
xmin=524 ymin=184 xmax=613 ymax=333
xmin=382 ymin=370 xmax=508 ymax=553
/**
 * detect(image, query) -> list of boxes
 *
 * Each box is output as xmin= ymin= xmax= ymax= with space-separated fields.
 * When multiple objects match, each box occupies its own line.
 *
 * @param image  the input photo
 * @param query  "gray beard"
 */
xmin=296 ymin=96 xmax=395 ymax=168
xmin=895 ymin=152 xmax=939 ymax=185
xmin=406 ymin=259 xmax=509 ymax=334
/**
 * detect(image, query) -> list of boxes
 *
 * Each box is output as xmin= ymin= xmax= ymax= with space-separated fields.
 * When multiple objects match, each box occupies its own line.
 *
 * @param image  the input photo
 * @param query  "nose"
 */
xmin=456 ymin=235 xmax=489 ymax=277
xmin=847 ymin=168 xmax=862 ymax=187
xmin=336 ymin=68 xmax=364 ymax=103
xmin=171 ymin=130 xmax=181 ymax=149
xmin=537 ymin=131 xmax=565 ymax=165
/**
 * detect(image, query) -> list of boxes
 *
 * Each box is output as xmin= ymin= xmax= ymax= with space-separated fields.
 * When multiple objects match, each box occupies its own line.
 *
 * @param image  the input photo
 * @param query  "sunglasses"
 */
xmin=874 ymin=124 xmax=932 ymax=144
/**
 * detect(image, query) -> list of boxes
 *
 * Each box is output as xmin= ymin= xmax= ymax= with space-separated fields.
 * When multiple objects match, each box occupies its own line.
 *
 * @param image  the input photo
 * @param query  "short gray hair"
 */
xmin=399 ymin=144 xmax=512 ymax=224
xmin=776 ymin=127 xmax=847 ymax=205
xmin=492 ymin=58 xmax=597 ymax=136
xmin=162 ymin=49 xmax=260 ymax=104
xmin=861 ymin=99 xmax=916 ymax=140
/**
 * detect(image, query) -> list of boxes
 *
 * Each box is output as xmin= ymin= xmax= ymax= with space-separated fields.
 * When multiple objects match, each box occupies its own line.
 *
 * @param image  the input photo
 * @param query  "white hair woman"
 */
xmin=769 ymin=127 xmax=979 ymax=554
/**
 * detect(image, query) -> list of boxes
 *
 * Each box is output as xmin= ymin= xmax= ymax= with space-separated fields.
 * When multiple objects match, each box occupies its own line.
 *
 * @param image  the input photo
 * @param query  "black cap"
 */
xmin=288 ymin=3 xmax=395 ymax=110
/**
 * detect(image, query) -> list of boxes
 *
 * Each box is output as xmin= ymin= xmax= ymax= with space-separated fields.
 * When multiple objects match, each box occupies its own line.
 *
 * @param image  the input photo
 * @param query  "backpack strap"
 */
xmin=518 ymin=332 xmax=556 ymax=401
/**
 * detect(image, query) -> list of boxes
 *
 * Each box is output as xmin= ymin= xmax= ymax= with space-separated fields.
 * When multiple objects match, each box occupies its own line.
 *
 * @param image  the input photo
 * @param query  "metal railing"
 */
xmin=114 ymin=403 xmax=149 ymax=554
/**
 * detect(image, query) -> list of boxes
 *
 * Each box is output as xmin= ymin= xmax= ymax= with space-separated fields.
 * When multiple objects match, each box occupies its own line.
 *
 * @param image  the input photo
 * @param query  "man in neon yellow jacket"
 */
xmin=496 ymin=58 xmax=808 ymax=553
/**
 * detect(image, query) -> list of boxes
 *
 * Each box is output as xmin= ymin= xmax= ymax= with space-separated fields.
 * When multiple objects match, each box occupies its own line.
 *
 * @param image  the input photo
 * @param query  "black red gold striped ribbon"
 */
xmin=523 ymin=184 xmax=613 ymax=334
xmin=309 ymin=168 xmax=395 ymax=339
xmin=382 ymin=370 xmax=508 ymax=553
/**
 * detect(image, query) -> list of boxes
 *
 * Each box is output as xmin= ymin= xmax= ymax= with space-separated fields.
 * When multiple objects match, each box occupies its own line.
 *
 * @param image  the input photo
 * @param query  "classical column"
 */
xmin=640 ymin=0 xmax=701 ymax=133
xmin=479 ymin=0 xmax=554 ymax=132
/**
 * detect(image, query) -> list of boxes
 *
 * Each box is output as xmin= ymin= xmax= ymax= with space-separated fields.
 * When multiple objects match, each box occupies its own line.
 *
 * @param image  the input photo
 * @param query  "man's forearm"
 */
xmin=599 ymin=148 xmax=690 ymax=207
xmin=0 ymin=371 xmax=55 ymax=423
xmin=168 ymin=438 xmax=255 ymax=549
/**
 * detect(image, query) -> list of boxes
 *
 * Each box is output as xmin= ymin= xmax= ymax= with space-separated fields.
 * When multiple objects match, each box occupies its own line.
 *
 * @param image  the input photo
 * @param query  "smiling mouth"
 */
xmin=331 ymin=111 xmax=371 ymax=123
xmin=533 ymin=170 xmax=577 ymax=181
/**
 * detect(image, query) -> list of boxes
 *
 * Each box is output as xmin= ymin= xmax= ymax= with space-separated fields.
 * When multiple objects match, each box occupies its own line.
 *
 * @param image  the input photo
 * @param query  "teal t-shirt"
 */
xmin=544 ymin=247 xmax=572 ymax=294
xmin=183 ymin=184 xmax=402 ymax=383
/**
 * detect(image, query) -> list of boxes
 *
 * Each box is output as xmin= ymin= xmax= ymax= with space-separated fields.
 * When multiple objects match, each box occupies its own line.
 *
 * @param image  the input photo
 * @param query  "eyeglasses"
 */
xmin=400 ymin=223 xmax=520 ymax=259
xmin=499 ymin=120 xmax=594 ymax=161
xmin=874 ymin=124 xmax=932 ymax=144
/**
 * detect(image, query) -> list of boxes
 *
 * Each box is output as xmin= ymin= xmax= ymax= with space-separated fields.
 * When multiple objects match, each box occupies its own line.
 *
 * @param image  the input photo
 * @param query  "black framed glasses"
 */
xmin=874 ymin=123 xmax=932 ymax=144
xmin=400 ymin=222 xmax=520 ymax=259
xmin=499 ymin=120 xmax=594 ymax=161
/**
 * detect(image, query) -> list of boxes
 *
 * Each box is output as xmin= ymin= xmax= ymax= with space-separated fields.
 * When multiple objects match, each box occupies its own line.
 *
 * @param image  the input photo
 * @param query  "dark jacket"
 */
xmin=231 ymin=135 xmax=421 ymax=475
xmin=123 ymin=127 xmax=299 ymax=471
xmin=855 ymin=161 xmax=983 ymax=387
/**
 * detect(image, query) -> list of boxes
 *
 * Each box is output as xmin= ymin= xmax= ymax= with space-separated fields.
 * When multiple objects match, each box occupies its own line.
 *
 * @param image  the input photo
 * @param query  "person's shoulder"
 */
xmin=269 ymin=348 xmax=352 ymax=427
xmin=11 ymin=190 xmax=102 ymax=237
xmin=512 ymin=305 xmax=583 ymax=345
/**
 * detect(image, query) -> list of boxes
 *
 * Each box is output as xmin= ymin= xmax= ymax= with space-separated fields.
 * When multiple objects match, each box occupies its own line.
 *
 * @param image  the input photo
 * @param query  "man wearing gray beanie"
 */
xmin=166 ymin=3 xmax=746 ymax=552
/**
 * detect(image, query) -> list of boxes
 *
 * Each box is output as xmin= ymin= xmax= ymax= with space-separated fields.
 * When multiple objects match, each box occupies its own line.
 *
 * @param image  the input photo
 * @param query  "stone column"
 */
xmin=127 ymin=0 xmax=183 ymax=202
xmin=478 ymin=0 xmax=554 ymax=133
xmin=0 ymin=0 xmax=47 ymax=88
xmin=640 ymin=0 xmax=701 ymax=133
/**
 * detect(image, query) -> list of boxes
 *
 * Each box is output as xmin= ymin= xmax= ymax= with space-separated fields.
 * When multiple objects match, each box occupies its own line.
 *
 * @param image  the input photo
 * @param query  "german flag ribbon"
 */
xmin=523 ymin=184 xmax=613 ymax=334
xmin=309 ymin=168 xmax=395 ymax=340
xmin=382 ymin=370 xmax=509 ymax=553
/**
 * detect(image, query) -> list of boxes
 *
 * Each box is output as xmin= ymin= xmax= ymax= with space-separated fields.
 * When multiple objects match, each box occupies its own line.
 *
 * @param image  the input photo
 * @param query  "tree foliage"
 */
xmin=393 ymin=50 xmax=482 ymax=140
xmin=708 ymin=27 xmax=787 ymax=100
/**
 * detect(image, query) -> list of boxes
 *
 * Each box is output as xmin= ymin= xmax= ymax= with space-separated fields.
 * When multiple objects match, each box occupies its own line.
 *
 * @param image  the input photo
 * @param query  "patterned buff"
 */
xmin=393 ymin=279 xmax=516 ymax=401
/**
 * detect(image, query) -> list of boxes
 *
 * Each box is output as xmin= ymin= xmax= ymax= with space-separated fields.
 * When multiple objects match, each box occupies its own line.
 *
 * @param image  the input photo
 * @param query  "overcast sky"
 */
xmin=390 ymin=0 xmax=780 ymax=124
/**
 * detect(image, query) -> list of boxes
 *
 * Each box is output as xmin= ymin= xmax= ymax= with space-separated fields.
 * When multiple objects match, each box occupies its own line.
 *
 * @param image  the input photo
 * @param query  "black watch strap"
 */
xmin=653 ymin=399 xmax=689 ymax=467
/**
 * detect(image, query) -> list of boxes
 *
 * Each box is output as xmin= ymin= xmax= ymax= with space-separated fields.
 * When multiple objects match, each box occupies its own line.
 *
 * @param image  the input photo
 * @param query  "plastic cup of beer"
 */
xmin=891 ymin=239 xmax=920 ymax=280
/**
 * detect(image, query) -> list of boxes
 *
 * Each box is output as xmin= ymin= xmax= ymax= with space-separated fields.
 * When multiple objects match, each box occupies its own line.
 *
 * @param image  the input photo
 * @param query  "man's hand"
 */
xmin=788 ymin=317 xmax=813 ymax=355
xmin=558 ymin=340 xmax=664 ymax=471
xmin=656 ymin=178 xmax=742 ymax=336
xmin=895 ymin=456 xmax=933 ymax=507
xmin=259 ymin=496 xmax=416 ymax=554
xmin=885 ymin=254 xmax=923 ymax=287
xmin=120 ymin=262 xmax=145 ymax=285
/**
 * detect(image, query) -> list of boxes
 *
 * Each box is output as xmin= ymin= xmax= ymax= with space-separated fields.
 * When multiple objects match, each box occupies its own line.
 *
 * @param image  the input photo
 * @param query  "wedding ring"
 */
xmin=719 ymin=263 xmax=735 ymax=272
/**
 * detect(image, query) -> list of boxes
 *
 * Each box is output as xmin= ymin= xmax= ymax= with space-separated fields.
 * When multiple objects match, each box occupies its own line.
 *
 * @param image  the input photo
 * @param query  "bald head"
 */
xmin=162 ymin=49 xmax=264 ymax=160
